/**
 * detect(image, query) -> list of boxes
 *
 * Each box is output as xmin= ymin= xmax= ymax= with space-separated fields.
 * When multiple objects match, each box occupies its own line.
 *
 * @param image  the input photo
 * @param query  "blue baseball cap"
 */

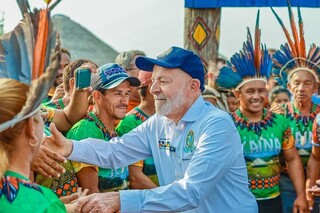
xmin=91 ymin=63 xmax=140 ymax=90
xmin=135 ymin=46 xmax=205 ymax=91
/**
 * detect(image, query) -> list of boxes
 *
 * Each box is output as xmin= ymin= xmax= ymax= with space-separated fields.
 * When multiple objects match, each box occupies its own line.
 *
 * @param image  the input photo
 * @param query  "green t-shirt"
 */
xmin=116 ymin=107 xmax=158 ymax=186
xmin=0 ymin=171 xmax=66 ymax=212
xmin=231 ymin=109 xmax=294 ymax=200
xmin=284 ymin=103 xmax=320 ymax=167
xmin=42 ymin=98 xmax=65 ymax=110
xmin=67 ymin=111 xmax=128 ymax=192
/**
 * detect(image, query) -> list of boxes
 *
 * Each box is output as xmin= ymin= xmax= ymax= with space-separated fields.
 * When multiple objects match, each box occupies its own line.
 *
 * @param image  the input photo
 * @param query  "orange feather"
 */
xmin=32 ymin=9 xmax=49 ymax=79
xmin=271 ymin=7 xmax=297 ymax=58
xmin=298 ymin=7 xmax=306 ymax=60
xmin=254 ymin=10 xmax=261 ymax=76
xmin=287 ymin=3 xmax=301 ymax=60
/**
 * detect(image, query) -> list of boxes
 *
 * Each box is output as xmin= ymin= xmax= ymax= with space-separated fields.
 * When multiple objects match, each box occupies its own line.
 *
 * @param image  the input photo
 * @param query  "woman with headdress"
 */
xmin=216 ymin=10 xmax=308 ymax=213
xmin=0 ymin=2 xmax=90 ymax=210
xmin=0 ymin=78 xmax=68 ymax=212
xmin=271 ymin=5 xmax=320 ymax=213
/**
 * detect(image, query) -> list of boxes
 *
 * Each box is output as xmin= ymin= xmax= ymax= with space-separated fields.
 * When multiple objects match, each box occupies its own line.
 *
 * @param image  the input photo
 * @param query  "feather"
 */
xmin=298 ymin=7 xmax=306 ymax=59
xmin=0 ymin=32 xmax=21 ymax=80
xmin=16 ymin=0 xmax=31 ymax=15
xmin=216 ymin=10 xmax=272 ymax=91
xmin=271 ymin=2 xmax=320 ymax=86
xmin=0 ymin=39 xmax=60 ymax=132
xmin=19 ymin=41 xmax=60 ymax=119
xmin=287 ymin=1 xmax=301 ymax=59
xmin=0 ymin=13 xmax=35 ymax=83
xmin=19 ymin=13 xmax=34 ymax=76
xmin=271 ymin=7 xmax=297 ymax=57
xmin=32 ymin=9 xmax=49 ymax=79
xmin=216 ymin=66 xmax=242 ymax=90
xmin=13 ymin=25 xmax=31 ymax=83
xmin=0 ymin=7 xmax=60 ymax=132
xmin=254 ymin=10 xmax=261 ymax=76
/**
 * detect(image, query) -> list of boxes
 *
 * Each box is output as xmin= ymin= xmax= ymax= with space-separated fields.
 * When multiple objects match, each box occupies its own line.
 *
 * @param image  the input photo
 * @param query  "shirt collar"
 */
xmin=180 ymin=96 xmax=206 ymax=123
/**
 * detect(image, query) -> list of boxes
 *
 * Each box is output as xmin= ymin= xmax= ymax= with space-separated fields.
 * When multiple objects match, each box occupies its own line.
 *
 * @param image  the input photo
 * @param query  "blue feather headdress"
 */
xmin=0 ymin=2 xmax=60 ymax=132
xmin=271 ymin=3 xmax=320 ymax=86
xmin=216 ymin=10 xmax=272 ymax=91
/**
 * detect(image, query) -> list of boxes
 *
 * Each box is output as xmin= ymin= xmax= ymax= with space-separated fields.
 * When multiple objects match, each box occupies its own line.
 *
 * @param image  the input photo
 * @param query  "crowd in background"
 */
xmin=2 ymin=4 xmax=320 ymax=213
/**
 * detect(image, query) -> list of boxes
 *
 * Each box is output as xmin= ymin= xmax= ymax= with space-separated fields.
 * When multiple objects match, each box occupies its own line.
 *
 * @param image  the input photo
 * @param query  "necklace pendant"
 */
xmin=301 ymin=136 xmax=306 ymax=146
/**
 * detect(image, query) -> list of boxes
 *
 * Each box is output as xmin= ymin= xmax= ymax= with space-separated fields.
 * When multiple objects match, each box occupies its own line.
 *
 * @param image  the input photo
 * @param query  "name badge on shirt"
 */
xmin=158 ymin=138 xmax=176 ymax=152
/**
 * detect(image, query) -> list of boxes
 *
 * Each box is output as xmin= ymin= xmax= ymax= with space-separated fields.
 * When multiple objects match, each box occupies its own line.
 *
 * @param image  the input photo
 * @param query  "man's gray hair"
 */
xmin=115 ymin=50 xmax=146 ymax=70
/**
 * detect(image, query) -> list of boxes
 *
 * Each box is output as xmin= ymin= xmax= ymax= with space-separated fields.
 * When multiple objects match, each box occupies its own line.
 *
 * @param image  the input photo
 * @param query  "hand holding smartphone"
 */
xmin=75 ymin=68 xmax=91 ymax=89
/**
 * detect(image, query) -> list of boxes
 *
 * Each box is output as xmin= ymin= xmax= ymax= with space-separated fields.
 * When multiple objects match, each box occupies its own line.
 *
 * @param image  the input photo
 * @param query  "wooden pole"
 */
xmin=184 ymin=8 xmax=221 ymax=71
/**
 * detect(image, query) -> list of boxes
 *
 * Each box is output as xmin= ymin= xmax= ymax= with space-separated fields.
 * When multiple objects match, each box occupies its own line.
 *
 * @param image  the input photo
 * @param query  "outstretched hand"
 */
xmin=31 ymin=144 xmax=66 ymax=178
xmin=43 ymin=123 xmax=73 ymax=158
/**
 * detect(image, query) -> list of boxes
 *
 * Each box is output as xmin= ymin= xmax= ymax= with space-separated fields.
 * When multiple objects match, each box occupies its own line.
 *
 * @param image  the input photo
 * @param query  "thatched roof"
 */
xmin=52 ymin=14 xmax=118 ymax=66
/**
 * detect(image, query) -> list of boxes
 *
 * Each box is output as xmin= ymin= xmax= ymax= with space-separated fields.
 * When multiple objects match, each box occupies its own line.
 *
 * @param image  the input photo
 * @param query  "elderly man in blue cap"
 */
xmin=44 ymin=46 xmax=258 ymax=213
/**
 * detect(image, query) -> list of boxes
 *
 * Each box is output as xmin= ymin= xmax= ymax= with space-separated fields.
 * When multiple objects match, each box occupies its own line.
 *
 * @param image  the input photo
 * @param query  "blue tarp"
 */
xmin=185 ymin=0 xmax=320 ymax=8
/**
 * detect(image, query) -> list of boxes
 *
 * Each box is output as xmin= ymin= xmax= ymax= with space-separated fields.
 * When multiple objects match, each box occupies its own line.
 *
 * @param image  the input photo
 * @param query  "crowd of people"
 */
xmin=2 ymin=3 xmax=320 ymax=213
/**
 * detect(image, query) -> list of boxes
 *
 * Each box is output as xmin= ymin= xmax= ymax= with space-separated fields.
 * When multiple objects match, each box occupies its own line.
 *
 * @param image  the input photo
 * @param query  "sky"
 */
xmin=1 ymin=0 xmax=320 ymax=59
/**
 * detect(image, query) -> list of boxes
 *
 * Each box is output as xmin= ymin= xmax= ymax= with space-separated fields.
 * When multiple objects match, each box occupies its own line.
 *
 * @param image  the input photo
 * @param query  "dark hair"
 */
xmin=138 ymin=86 xmax=148 ymax=98
xmin=268 ymin=86 xmax=291 ymax=103
xmin=61 ymin=48 xmax=71 ymax=58
xmin=225 ymin=91 xmax=236 ymax=98
xmin=63 ymin=59 xmax=98 ymax=92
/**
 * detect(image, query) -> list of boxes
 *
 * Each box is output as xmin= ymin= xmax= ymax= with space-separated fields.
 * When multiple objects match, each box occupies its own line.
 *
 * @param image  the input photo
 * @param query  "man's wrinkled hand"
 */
xmin=74 ymin=192 xmax=120 ymax=213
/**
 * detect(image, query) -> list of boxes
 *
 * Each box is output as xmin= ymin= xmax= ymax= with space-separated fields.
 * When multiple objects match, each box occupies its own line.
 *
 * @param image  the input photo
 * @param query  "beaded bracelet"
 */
xmin=311 ymin=141 xmax=320 ymax=147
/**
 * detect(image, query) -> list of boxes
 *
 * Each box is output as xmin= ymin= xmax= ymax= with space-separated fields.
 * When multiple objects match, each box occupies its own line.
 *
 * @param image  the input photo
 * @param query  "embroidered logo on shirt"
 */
xmin=184 ymin=130 xmax=195 ymax=153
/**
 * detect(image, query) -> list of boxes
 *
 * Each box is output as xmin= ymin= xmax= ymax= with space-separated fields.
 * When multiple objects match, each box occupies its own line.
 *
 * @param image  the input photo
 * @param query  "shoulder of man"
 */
xmin=66 ymin=118 xmax=104 ymax=140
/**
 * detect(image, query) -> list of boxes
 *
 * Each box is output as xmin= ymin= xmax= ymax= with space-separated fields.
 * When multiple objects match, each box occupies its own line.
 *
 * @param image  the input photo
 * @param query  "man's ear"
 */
xmin=69 ymin=78 xmax=75 ymax=91
xmin=234 ymin=90 xmax=241 ymax=101
xmin=190 ymin=79 xmax=201 ymax=91
xmin=314 ymin=82 xmax=319 ymax=93
xmin=287 ymin=82 xmax=292 ymax=93
xmin=92 ymin=90 xmax=101 ymax=104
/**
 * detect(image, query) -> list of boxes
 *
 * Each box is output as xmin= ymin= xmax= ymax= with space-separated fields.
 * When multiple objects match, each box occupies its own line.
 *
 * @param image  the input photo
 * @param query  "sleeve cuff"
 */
xmin=120 ymin=190 xmax=143 ymax=213
xmin=68 ymin=140 xmax=86 ymax=161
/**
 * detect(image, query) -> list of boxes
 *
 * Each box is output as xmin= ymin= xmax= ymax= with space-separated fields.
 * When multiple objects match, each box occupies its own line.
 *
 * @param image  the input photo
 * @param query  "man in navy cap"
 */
xmin=66 ymin=63 xmax=140 ymax=194
xmin=45 ymin=47 xmax=258 ymax=213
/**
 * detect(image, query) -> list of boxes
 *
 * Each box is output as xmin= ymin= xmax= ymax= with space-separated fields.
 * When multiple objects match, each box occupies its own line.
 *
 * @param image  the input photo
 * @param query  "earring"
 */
xmin=29 ymin=137 xmax=39 ymax=147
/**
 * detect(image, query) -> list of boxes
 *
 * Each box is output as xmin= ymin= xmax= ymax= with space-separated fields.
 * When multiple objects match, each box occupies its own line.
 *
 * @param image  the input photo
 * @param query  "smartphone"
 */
xmin=75 ymin=68 xmax=91 ymax=89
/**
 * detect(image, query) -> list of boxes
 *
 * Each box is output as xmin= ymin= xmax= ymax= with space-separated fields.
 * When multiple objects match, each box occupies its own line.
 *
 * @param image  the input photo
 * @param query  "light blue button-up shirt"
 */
xmin=69 ymin=96 xmax=258 ymax=212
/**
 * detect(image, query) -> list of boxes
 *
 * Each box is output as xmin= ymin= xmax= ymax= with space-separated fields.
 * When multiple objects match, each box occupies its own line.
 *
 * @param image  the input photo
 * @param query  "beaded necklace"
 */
xmin=129 ymin=107 xmax=149 ymax=122
xmin=231 ymin=108 xmax=276 ymax=137
xmin=86 ymin=112 xmax=117 ymax=140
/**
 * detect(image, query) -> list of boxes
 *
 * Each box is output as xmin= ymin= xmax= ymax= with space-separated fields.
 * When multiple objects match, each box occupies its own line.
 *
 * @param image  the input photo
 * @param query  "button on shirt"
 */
xmin=69 ymin=96 xmax=258 ymax=212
